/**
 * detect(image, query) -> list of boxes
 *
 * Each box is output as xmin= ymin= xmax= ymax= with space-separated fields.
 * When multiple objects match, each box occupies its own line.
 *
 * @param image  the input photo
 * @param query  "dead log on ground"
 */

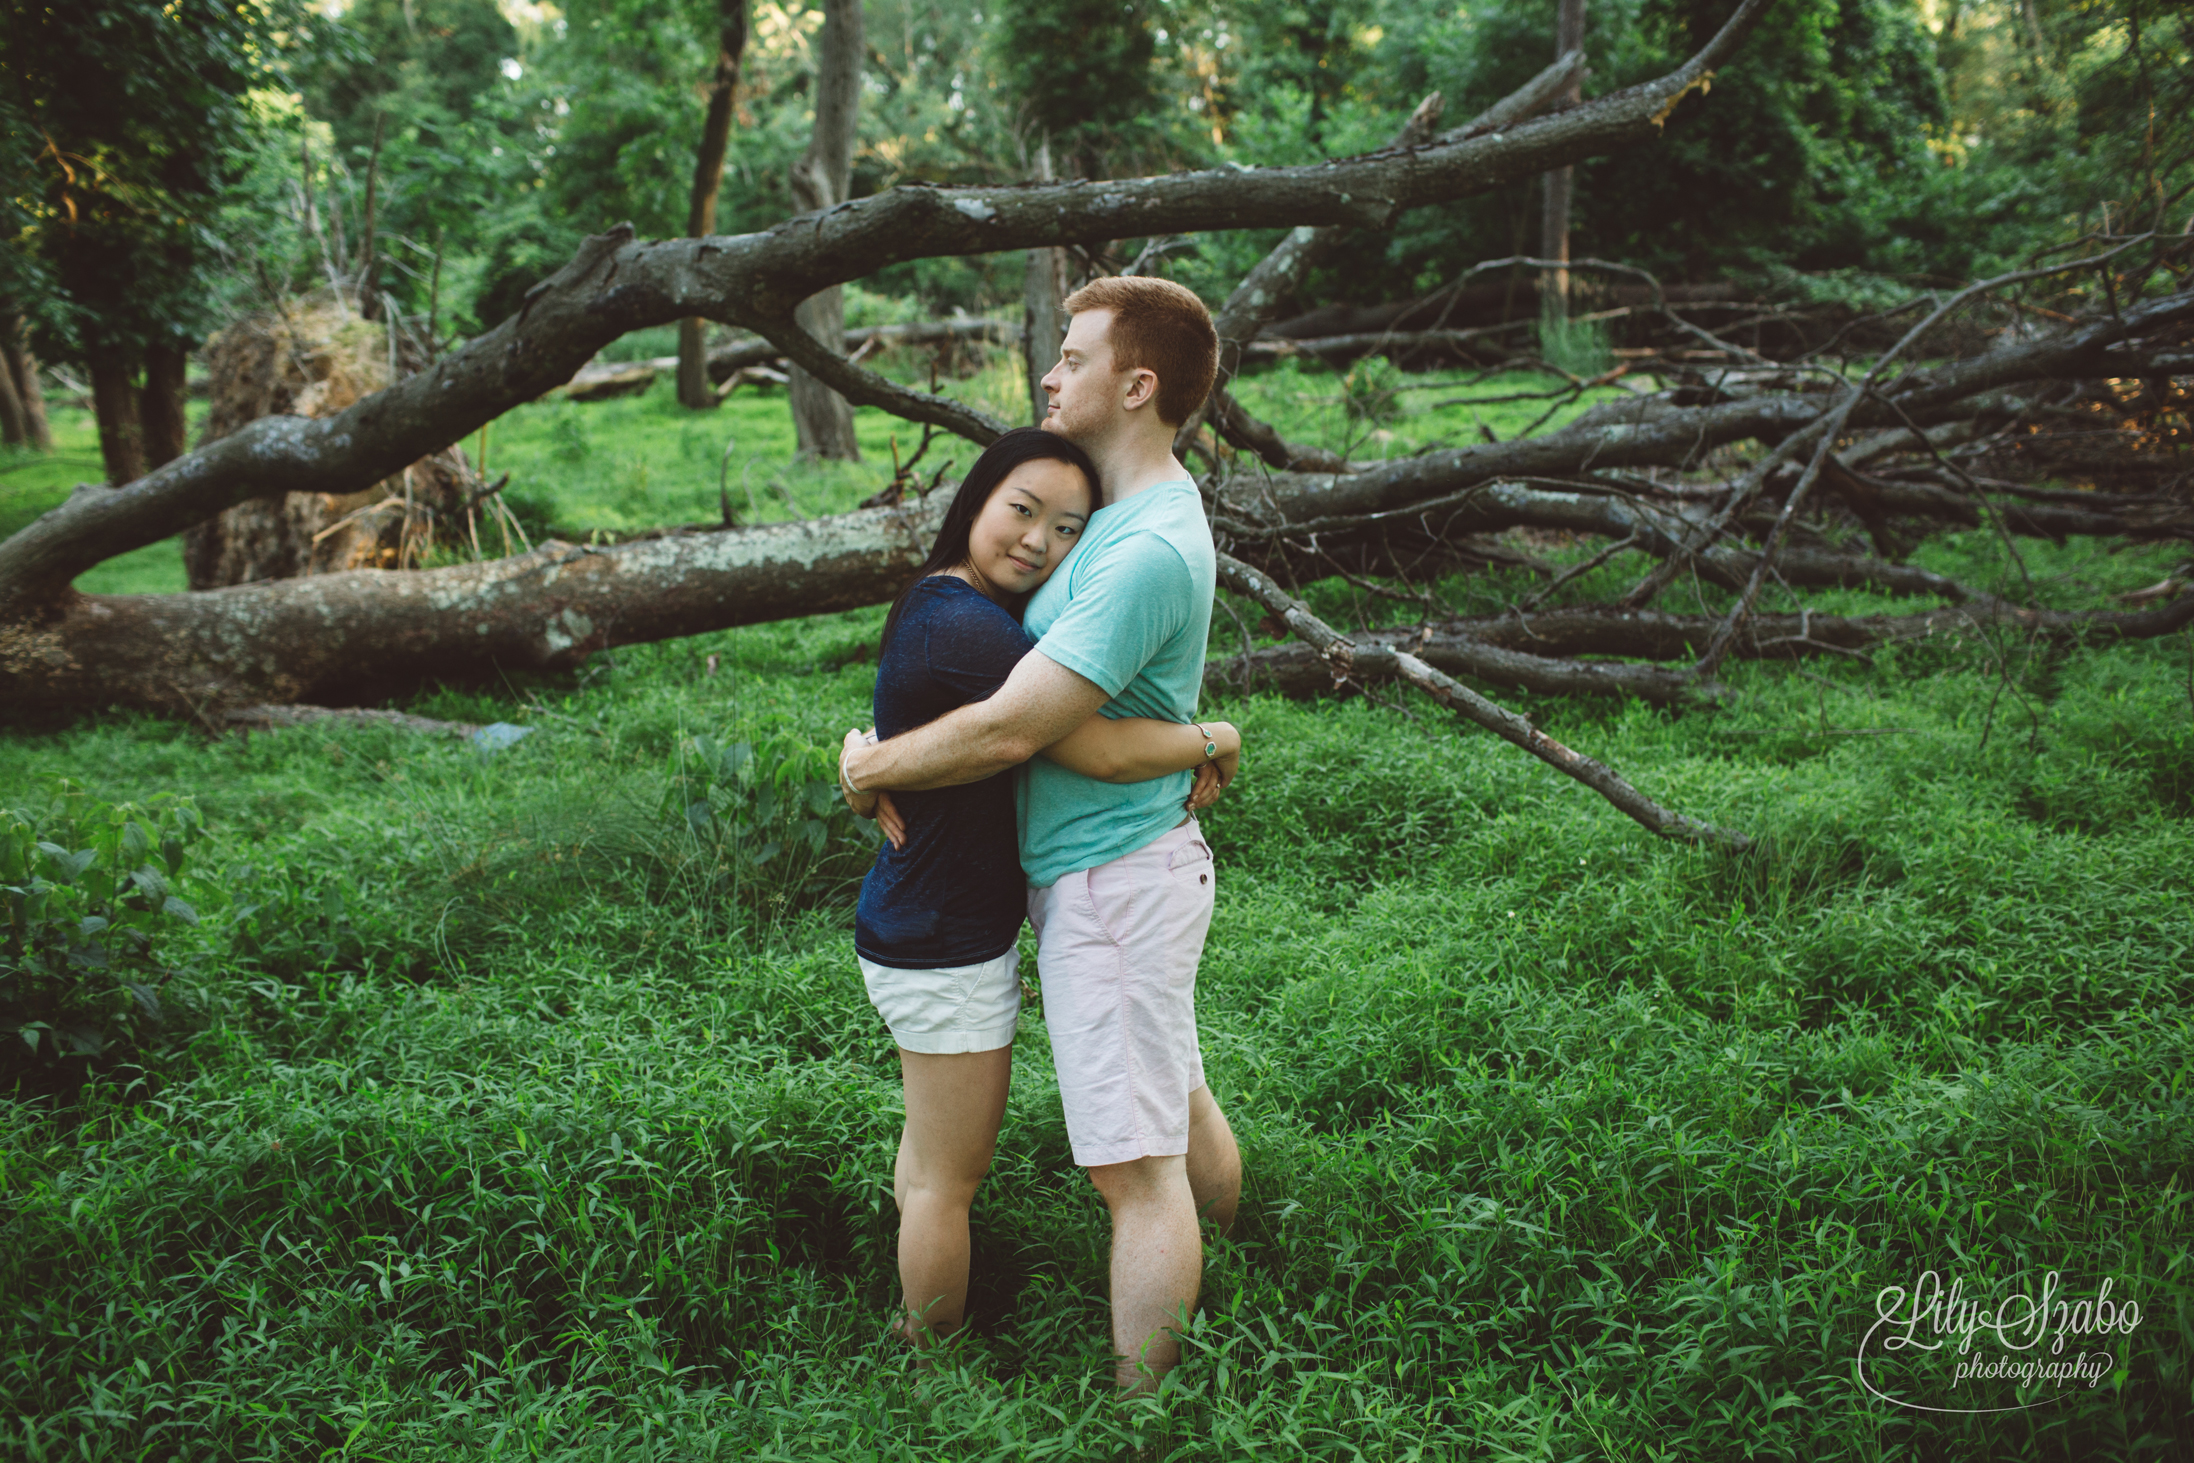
xmin=1214 ymin=594 xmax=2194 ymax=702
xmin=1215 ymin=552 xmax=1753 ymax=849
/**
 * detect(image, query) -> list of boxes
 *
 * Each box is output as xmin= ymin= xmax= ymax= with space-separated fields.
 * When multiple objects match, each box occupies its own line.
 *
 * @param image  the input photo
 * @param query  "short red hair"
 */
xmin=1062 ymin=276 xmax=1218 ymax=427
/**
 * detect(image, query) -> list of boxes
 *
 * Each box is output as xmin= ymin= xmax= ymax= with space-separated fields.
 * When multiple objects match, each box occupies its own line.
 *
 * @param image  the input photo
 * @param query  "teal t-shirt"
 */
xmin=1016 ymin=479 xmax=1215 ymax=889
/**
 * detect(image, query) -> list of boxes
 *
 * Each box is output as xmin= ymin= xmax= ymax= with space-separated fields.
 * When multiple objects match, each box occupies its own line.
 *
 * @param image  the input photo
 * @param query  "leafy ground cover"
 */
xmin=2 ymin=359 xmax=2190 ymax=1461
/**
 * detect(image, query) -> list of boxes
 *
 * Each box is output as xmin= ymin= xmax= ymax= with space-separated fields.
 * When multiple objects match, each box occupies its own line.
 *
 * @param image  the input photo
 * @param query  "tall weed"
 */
xmin=1 ymin=782 xmax=206 ymax=1091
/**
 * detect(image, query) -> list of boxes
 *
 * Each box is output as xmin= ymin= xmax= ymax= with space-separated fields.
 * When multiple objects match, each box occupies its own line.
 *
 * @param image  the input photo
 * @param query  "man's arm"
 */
xmin=1043 ymin=716 xmax=1241 ymax=784
xmin=841 ymin=650 xmax=1113 ymax=793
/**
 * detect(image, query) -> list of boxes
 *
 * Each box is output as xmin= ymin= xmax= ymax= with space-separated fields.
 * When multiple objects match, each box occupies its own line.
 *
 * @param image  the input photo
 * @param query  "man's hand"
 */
xmin=840 ymin=728 xmax=880 ymax=819
xmin=840 ymin=651 xmax=1112 ymax=793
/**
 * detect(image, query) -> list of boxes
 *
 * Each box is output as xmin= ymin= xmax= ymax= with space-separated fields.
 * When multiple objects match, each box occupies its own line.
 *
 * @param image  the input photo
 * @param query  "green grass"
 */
xmin=3 ymin=355 xmax=2191 ymax=1460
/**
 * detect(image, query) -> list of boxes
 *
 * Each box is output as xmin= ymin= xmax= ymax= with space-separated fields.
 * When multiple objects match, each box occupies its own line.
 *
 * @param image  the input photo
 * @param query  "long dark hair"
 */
xmin=880 ymin=427 xmax=1100 ymax=653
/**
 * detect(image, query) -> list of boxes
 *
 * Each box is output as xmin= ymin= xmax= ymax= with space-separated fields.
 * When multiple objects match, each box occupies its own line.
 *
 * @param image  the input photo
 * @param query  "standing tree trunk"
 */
xmin=1021 ymin=136 xmax=1073 ymax=425
xmin=87 ymin=344 xmax=147 ymax=486
xmin=0 ymin=339 xmax=24 ymax=448
xmin=785 ymin=0 xmax=864 ymax=460
xmin=1538 ymin=0 xmax=1588 ymax=322
xmin=141 ymin=342 xmax=191 ymax=473
xmin=679 ymin=0 xmax=749 ymax=411
xmin=2 ymin=317 xmax=49 ymax=452
xmin=357 ymin=113 xmax=385 ymax=323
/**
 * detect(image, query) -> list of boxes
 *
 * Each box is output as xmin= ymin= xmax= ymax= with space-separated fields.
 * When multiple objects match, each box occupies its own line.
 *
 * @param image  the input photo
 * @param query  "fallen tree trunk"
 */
xmin=1210 ymin=290 xmax=2193 ymax=533
xmin=6 ymin=499 xmax=946 ymax=715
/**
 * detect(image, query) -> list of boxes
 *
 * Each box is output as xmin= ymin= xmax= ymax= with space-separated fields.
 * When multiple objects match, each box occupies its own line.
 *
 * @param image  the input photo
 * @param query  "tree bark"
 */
xmin=1022 ymin=136 xmax=1072 ymax=425
xmin=0 ymin=339 xmax=25 ymax=448
xmin=1539 ymin=0 xmax=1589 ymax=321
xmin=6 ymin=321 xmax=52 ymax=453
xmin=86 ymin=345 xmax=147 ymax=487
xmin=140 ymin=343 xmax=190 ymax=472
xmin=7 ymin=499 xmax=947 ymax=714
xmin=786 ymin=0 xmax=864 ymax=459
xmin=679 ymin=0 xmax=748 ymax=411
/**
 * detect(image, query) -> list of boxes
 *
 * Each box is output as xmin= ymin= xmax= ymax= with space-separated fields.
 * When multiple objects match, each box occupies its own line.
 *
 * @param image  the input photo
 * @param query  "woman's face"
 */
xmin=957 ymin=457 xmax=1093 ymax=598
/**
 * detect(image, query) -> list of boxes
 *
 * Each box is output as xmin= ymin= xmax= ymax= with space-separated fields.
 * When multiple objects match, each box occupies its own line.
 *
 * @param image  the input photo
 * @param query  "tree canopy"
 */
xmin=12 ymin=0 xmax=2172 ymax=366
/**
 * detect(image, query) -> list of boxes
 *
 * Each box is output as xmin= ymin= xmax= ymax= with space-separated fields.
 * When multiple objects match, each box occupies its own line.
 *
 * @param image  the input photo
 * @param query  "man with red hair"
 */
xmin=841 ymin=274 xmax=1239 ymax=1391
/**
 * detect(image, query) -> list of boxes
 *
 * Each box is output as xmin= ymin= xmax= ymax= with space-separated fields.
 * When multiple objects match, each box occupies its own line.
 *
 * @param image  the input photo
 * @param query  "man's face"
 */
xmin=1039 ymin=309 xmax=1152 ymax=442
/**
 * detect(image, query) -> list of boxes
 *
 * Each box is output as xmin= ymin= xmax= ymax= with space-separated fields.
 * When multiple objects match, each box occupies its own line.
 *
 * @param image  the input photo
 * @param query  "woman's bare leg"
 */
xmin=893 ymin=1044 xmax=1013 ymax=1345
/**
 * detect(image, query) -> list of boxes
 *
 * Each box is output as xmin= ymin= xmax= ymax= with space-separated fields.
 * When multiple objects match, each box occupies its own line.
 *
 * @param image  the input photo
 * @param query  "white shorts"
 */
xmin=859 ymin=947 xmax=1022 ymax=1055
xmin=1027 ymin=818 xmax=1215 ymax=1167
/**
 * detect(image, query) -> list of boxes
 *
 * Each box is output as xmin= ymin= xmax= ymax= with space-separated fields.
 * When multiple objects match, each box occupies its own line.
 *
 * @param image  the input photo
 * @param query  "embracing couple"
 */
xmin=836 ymin=276 xmax=1242 ymax=1392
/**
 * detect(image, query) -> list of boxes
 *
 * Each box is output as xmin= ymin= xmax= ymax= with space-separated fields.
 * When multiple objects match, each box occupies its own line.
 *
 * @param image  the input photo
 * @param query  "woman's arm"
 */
xmin=1042 ymin=716 xmax=1241 ymax=785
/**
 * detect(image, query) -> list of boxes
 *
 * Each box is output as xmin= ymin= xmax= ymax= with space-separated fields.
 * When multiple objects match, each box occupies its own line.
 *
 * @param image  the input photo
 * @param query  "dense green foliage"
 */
xmin=0 ymin=788 xmax=205 ymax=1088
xmin=3 ymin=395 xmax=2190 ymax=1450
xmin=0 ymin=0 xmax=311 ymax=358
xmin=11 ymin=0 xmax=2185 ymax=384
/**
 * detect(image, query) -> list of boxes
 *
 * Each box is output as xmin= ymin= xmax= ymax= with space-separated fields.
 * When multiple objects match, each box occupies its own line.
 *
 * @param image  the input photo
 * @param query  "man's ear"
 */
xmin=1120 ymin=367 xmax=1160 ymax=413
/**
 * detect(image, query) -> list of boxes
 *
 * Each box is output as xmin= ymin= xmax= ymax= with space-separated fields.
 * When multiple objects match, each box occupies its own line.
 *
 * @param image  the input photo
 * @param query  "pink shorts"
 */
xmin=1026 ymin=818 xmax=1215 ymax=1167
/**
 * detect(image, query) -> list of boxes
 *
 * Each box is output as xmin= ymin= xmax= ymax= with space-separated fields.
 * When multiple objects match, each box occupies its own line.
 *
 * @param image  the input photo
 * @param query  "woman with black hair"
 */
xmin=841 ymin=427 xmax=1243 ymax=1350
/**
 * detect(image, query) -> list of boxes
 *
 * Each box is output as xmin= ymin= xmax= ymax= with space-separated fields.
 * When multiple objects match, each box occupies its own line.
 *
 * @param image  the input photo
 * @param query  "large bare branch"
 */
xmin=1178 ymin=51 xmax=1589 ymax=463
xmin=1222 ymin=593 xmax=2194 ymax=700
xmin=1215 ymin=552 xmax=1751 ymax=849
xmin=1693 ymin=234 xmax=2172 ymax=676
xmin=1218 ymin=477 xmax=1984 ymax=600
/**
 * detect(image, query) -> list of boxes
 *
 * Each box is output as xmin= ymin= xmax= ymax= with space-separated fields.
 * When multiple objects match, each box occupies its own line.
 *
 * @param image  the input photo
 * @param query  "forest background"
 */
xmin=2 ymin=0 xmax=2191 ymax=1457
xmin=4 ymin=0 xmax=2174 ymax=383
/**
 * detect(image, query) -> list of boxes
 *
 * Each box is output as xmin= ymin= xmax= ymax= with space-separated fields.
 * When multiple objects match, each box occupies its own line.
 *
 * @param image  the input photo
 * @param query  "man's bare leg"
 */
xmin=1088 ymin=1152 xmax=1201 ymax=1392
xmin=892 ymin=1045 xmax=1013 ymax=1346
xmin=1184 ymin=1085 xmax=1240 ymax=1236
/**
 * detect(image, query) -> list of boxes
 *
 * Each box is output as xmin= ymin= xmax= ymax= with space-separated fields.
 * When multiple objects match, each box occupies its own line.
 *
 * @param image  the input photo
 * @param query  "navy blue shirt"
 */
xmin=854 ymin=578 xmax=1034 ymax=969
